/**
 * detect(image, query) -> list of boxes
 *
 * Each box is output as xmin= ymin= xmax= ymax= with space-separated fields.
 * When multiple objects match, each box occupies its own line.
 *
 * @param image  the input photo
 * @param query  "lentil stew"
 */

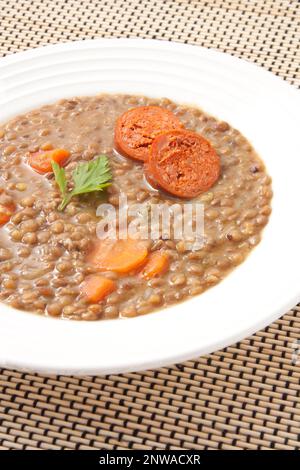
xmin=0 ymin=94 xmax=272 ymax=320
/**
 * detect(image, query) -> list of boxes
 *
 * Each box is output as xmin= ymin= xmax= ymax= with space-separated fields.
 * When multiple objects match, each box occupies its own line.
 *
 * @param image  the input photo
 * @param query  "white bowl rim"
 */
xmin=0 ymin=38 xmax=299 ymax=375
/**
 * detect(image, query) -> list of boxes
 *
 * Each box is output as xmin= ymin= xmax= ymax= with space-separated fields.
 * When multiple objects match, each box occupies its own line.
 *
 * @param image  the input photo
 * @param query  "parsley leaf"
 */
xmin=52 ymin=155 xmax=112 ymax=211
xmin=71 ymin=156 xmax=112 ymax=196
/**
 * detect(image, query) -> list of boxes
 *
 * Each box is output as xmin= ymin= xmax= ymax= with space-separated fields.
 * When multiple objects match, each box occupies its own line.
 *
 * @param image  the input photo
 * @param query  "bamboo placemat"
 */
xmin=0 ymin=0 xmax=299 ymax=450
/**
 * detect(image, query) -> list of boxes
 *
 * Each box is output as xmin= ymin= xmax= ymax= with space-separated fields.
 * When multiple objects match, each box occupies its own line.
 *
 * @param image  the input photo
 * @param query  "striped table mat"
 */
xmin=0 ymin=0 xmax=299 ymax=450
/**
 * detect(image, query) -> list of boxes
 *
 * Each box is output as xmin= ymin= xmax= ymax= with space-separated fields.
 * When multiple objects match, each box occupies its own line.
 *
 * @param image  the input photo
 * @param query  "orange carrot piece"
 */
xmin=0 ymin=201 xmax=15 ymax=226
xmin=87 ymin=238 xmax=149 ymax=274
xmin=0 ymin=212 xmax=10 ymax=226
xmin=28 ymin=148 xmax=70 ymax=173
xmin=81 ymin=275 xmax=116 ymax=303
xmin=141 ymin=251 xmax=169 ymax=279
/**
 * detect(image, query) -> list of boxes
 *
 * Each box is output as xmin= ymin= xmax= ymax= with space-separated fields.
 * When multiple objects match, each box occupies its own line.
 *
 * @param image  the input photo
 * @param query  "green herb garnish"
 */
xmin=52 ymin=155 xmax=112 ymax=211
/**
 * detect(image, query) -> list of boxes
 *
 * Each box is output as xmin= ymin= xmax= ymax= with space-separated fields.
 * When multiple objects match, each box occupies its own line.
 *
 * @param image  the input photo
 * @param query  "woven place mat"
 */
xmin=0 ymin=0 xmax=299 ymax=451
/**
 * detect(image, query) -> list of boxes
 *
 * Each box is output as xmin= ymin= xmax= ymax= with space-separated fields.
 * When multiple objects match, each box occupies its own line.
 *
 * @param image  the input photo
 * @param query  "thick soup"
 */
xmin=0 ymin=95 xmax=272 ymax=320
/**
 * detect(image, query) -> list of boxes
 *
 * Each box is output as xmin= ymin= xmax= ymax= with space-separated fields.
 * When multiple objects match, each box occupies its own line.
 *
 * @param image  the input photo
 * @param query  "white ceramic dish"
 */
xmin=0 ymin=39 xmax=299 ymax=375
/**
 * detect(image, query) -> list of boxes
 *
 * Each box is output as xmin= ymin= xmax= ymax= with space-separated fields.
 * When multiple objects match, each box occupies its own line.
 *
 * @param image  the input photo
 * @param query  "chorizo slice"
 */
xmin=144 ymin=164 xmax=160 ymax=190
xmin=114 ymin=106 xmax=183 ymax=162
xmin=148 ymin=129 xmax=221 ymax=198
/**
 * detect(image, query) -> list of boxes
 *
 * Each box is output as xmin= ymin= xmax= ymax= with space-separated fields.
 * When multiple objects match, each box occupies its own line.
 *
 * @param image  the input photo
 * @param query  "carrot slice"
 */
xmin=28 ymin=148 xmax=70 ymax=173
xmin=141 ymin=251 xmax=169 ymax=279
xmin=0 ymin=210 xmax=11 ymax=226
xmin=0 ymin=196 xmax=15 ymax=226
xmin=81 ymin=275 xmax=116 ymax=303
xmin=87 ymin=238 xmax=149 ymax=274
xmin=148 ymin=129 xmax=220 ymax=198
xmin=114 ymin=106 xmax=183 ymax=162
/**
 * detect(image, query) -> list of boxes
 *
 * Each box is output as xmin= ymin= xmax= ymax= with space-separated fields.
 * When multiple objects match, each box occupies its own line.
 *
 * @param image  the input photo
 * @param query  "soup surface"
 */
xmin=0 ymin=95 xmax=272 ymax=320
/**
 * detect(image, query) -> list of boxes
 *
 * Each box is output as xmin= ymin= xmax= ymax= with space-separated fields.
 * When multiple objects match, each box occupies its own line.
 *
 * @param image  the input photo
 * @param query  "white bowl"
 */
xmin=0 ymin=39 xmax=299 ymax=375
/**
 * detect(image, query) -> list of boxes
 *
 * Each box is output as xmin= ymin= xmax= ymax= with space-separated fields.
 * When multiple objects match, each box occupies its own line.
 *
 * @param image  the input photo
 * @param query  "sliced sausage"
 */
xmin=148 ymin=129 xmax=220 ymax=198
xmin=114 ymin=106 xmax=183 ymax=162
